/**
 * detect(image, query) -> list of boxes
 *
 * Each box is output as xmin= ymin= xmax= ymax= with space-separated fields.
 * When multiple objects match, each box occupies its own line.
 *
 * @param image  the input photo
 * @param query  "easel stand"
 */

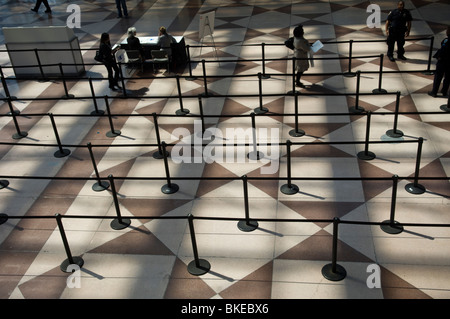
xmin=199 ymin=15 xmax=220 ymax=66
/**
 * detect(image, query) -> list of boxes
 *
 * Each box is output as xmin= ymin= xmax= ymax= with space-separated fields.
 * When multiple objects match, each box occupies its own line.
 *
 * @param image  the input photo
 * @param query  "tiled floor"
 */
xmin=0 ymin=0 xmax=449 ymax=300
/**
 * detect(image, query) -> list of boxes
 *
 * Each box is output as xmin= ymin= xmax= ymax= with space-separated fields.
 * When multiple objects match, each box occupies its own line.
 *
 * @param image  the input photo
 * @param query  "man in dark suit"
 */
xmin=385 ymin=1 xmax=412 ymax=62
xmin=31 ymin=0 xmax=51 ymax=13
xmin=428 ymin=26 xmax=450 ymax=98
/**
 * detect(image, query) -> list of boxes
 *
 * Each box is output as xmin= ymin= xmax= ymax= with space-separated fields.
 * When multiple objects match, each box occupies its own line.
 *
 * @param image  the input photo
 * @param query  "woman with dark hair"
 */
xmin=293 ymin=25 xmax=310 ymax=88
xmin=99 ymin=33 xmax=121 ymax=91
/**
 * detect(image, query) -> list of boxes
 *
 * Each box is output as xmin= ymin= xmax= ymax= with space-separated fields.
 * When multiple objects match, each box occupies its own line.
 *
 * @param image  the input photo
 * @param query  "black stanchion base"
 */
xmin=343 ymin=72 xmax=356 ymax=77
xmin=280 ymin=184 xmax=299 ymax=195
xmin=110 ymin=218 xmax=131 ymax=230
xmin=187 ymin=259 xmax=211 ymax=276
xmin=0 ymin=180 xmax=9 ymax=189
xmin=247 ymin=151 xmax=264 ymax=161
xmin=0 ymin=213 xmax=8 ymax=225
xmin=421 ymin=71 xmax=434 ymax=76
xmin=372 ymin=88 xmax=387 ymax=94
xmin=54 ymin=149 xmax=71 ymax=158
xmin=405 ymin=182 xmax=426 ymax=195
xmin=106 ymin=130 xmax=121 ymax=138
xmin=289 ymin=128 xmax=305 ymax=137
xmin=380 ymin=220 xmax=404 ymax=234
xmin=90 ymin=110 xmax=105 ymax=116
xmin=12 ymin=131 xmax=28 ymax=139
xmin=153 ymin=150 xmax=170 ymax=159
xmin=357 ymin=151 xmax=376 ymax=160
xmin=176 ymin=108 xmax=190 ymax=116
xmin=237 ymin=219 xmax=259 ymax=232
xmin=287 ymin=90 xmax=301 ymax=95
xmin=321 ymin=263 xmax=347 ymax=281
xmin=253 ymin=107 xmax=268 ymax=115
xmin=185 ymin=76 xmax=197 ymax=81
xmin=92 ymin=181 xmax=110 ymax=192
xmin=349 ymin=106 xmax=365 ymax=114
xmin=62 ymin=94 xmax=75 ymax=99
xmin=161 ymin=183 xmax=179 ymax=194
xmin=60 ymin=256 xmax=84 ymax=273
xmin=440 ymin=105 xmax=450 ymax=112
xmin=386 ymin=129 xmax=404 ymax=138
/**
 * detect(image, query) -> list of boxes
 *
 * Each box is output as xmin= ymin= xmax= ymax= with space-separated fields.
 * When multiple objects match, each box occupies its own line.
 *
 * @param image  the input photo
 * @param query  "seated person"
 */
xmin=126 ymin=27 xmax=145 ymax=60
xmin=156 ymin=26 xmax=176 ymax=57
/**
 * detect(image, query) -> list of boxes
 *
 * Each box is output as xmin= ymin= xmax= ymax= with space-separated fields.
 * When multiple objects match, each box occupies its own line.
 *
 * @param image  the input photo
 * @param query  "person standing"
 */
xmin=115 ymin=0 xmax=128 ymax=18
xmin=385 ymin=1 xmax=412 ymax=62
xmin=428 ymin=26 xmax=450 ymax=98
xmin=99 ymin=33 xmax=122 ymax=91
xmin=293 ymin=25 xmax=310 ymax=88
xmin=31 ymin=0 xmax=51 ymax=13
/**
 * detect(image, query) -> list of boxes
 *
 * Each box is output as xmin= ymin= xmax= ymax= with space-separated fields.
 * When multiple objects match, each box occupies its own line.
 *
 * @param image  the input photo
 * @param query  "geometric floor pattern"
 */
xmin=0 ymin=0 xmax=449 ymax=301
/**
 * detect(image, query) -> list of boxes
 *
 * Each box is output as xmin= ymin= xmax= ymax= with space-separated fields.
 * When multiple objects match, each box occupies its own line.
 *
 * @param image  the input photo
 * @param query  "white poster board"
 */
xmin=199 ymin=10 xmax=215 ymax=39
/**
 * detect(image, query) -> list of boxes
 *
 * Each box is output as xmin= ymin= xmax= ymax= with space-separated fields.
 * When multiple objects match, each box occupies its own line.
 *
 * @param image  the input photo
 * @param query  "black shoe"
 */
xmin=428 ymin=91 xmax=437 ymax=97
xmin=295 ymin=82 xmax=306 ymax=88
xmin=388 ymin=55 xmax=395 ymax=62
xmin=110 ymin=86 xmax=118 ymax=91
xmin=398 ymin=55 xmax=407 ymax=60
xmin=31 ymin=8 xmax=38 ymax=12
xmin=115 ymin=85 xmax=123 ymax=91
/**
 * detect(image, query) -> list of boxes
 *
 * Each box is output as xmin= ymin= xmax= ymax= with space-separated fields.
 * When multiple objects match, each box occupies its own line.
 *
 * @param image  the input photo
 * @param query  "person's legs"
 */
xmin=397 ymin=35 xmax=406 ymax=59
xmin=429 ymin=64 xmax=444 ymax=97
xmin=115 ymin=0 xmax=123 ymax=17
xmin=120 ymin=0 xmax=128 ymax=17
xmin=295 ymin=72 xmax=305 ymax=87
xmin=441 ymin=67 xmax=450 ymax=96
xmin=31 ymin=0 xmax=42 ymax=12
xmin=42 ymin=0 xmax=51 ymax=12
xmin=386 ymin=34 xmax=396 ymax=60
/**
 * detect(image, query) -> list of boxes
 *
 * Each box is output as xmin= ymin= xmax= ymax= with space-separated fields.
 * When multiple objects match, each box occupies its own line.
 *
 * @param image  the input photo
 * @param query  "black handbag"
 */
xmin=285 ymin=37 xmax=294 ymax=50
xmin=94 ymin=50 xmax=103 ymax=62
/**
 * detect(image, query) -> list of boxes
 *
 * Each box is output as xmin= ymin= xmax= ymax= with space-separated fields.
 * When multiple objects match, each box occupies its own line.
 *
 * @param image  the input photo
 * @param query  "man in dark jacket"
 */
xmin=428 ymin=26 xmax=450 ymax=98
xmin=385 ymin=1 xmax=412 ymax=62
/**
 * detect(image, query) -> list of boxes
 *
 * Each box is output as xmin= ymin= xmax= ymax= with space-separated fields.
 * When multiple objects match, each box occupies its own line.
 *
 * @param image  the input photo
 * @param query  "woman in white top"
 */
xmin=293 ymin=25 xmax=310 ymax=88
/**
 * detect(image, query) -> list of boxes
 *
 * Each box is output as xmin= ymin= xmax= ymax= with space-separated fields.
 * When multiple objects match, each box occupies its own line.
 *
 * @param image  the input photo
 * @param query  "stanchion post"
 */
xmin=247 ymin=112 xmax=264 ymax=160
xmin=280 ymin=140 xmax=299 ymax=195
xmin=349 ymin=70 xmax=365 ymax=114
xmin=161 ymin=142 xmax=179 ymax=194
xmin=55 ymin=213 xmax=84 ymax=272
xmin=175 ymin=75 xmax=190 ymax=115
xmin=89 ymin=77 xmax=104 ymax=115
xmin=48 ymin=113 xmax=71 ymax=158
xmin=237 ymin=175 xmax=259 ymax=232
xmin=405 ymin=137 xmax=426 ymax=194
xmin=321 ymin=217 xmax=347 ymax=281
xmin=344 ymin=40 xmax=356 ymax=77
xmin=261 ymin=43 xmax=270 ymax=79
xmin=254 ymin=72 xmax=268 ymax=114
xmin=108 ymin=174 xmax=131 ymax=230
xmin=185 ymin=45 xmax=197 ymax=81
xmin=187 ymin=214 xmax=211 ymax=275
xmin=289 ymin=92 xmax=305 ymax=137
xmin=373 ymin=54 xmax=387 ymax=94
xmin=7 ymin=97 xmax=28 ymax=139
xmin=59 ymin=63 xmax=74 ymax=99
xmin=381 ymin=175 xmax=404 ymax=234
xmin=0 ymin=66 xmax=17 ymax=100
xmin=386 ymin=91 xmax=404 ymax=138
xmin=104 ymin=96 xmax=121 ymax=137
xmin=201 ymin=59 xmax=209 ymax=97
xmin=357 ymin=111 xmax=376 ymax=160
xmin=152 ymin=112 xmax=168 ymax=159
xmin=34 ymin=48 xmax=46 ymax=80
xmin=422 ymin=36 xmax=434 ymax=75
xmin=88 ymin=142 xmax=109 ymax=191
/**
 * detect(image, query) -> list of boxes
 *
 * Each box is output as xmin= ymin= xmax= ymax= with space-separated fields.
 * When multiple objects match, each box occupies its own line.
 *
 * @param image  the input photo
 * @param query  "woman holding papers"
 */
xmin=293 ymin=25 xmax=310 ymax=88
xmin=99 ymin=33 xmax=122 ymax=91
